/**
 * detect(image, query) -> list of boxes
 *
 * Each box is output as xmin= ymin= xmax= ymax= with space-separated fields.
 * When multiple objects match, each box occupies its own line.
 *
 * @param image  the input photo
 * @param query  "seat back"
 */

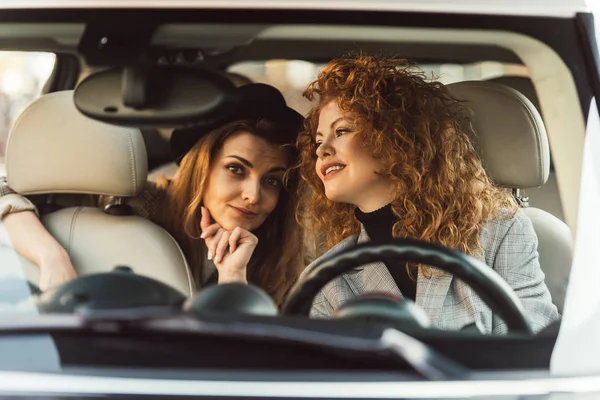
xmin=5 ymin=91 xmax=194 ymax=296
xmin=447 ymin=81 xmax=572 ymax=312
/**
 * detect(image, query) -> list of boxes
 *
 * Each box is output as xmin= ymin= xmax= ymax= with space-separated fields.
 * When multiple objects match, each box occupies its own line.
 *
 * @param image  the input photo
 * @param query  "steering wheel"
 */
xmin=282 ymin=240 xmax=533 ymax=335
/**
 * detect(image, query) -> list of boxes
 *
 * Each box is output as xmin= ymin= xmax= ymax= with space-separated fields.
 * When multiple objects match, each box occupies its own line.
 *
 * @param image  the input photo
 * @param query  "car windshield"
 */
xmin=0 ymin=2 xmax=597 ymax=393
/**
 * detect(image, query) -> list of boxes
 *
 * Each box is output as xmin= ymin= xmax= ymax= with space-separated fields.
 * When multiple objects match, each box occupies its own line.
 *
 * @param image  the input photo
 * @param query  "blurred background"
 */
xmin=0 ymin=52 xmax=54 ymax=162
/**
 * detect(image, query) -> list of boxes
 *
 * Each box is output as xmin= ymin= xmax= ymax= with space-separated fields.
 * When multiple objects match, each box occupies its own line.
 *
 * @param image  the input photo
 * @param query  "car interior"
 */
xmin=3 ymin=76 xmax=572 ymax=315
xmin=0 ymin=10 xmax=590 ymax=376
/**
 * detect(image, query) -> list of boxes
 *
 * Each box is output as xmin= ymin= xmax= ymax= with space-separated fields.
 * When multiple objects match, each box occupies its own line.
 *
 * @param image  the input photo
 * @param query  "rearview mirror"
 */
xmin=74 ymin=66 xmax=239 ymax=128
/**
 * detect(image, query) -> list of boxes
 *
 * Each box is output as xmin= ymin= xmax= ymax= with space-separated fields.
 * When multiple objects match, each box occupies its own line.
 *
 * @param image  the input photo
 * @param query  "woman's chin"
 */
xmin=324 ymin=190 xmax=352 ymax=205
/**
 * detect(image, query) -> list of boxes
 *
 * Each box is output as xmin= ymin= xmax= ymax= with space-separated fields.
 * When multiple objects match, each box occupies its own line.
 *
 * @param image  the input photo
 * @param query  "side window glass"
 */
xmin=0 ymin=52 xmax=56 ymax=164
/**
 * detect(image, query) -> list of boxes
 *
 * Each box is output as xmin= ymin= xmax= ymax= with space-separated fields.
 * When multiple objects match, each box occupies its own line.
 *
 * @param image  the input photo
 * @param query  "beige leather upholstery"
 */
xmin=4 ymin=90 xmax=194 ymax=296
xmin=521 ymin=207 xmax=571 ymax=312
xmin=448 ymin=80 xmax=571 ymax=313
xmin=487 ymin=76 xmax=541 ymax=111
xmin=487 ymin=76 xmax=565 ymax=222
xmin=6 ymin=91 xmax=147 ymax=197
xmin=43 ymin=208 xmax=194 ymax=296
xmin=448 ymin=81 xmax=550 ymax=189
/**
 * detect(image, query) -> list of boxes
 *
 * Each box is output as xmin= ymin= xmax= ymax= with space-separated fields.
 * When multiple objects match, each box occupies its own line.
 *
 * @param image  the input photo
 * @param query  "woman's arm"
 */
xmin=2 ymin=210 xmax=77 ymax=290
xmin=0 ymin=180 xmax=77 ymax=290
xmin=0 ymin=179 xmax=163 ymax=290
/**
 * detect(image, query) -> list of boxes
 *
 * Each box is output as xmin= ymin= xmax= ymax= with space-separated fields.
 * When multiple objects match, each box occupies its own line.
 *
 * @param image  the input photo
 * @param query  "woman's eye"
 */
xmin=335 ymin=128 xmax=351 ymax=137
xmin=265 ymin=177 xmax=282 ymax=188
xmin=227 ymin=164 xmax=245 ymax=175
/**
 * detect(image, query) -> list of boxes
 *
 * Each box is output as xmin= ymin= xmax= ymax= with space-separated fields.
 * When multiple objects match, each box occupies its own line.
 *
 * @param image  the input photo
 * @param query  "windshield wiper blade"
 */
xmin=379 ymin=328 xmax=468 ymax=380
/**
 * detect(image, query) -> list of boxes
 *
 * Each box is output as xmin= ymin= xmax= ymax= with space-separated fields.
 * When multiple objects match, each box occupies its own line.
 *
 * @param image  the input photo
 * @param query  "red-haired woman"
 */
xmin=296 ymin=55 xmax=559 ymax=334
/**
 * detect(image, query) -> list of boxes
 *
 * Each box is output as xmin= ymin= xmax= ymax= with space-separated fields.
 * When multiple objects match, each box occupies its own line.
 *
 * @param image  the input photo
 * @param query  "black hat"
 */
xmin=170 ymin=83 xmax=304 ymax=164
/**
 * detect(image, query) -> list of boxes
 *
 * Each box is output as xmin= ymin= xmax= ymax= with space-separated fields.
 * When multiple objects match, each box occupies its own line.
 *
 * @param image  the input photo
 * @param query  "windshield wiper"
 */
xmin=379 ymin=328 xmax=468 ymax=380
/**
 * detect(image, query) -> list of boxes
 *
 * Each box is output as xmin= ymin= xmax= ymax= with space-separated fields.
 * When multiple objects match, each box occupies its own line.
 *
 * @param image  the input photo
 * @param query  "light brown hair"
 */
xmin=155 ymin=119 xmax=304 ymax=305
xmin=296 ymin=55 xmax=516 ymax=276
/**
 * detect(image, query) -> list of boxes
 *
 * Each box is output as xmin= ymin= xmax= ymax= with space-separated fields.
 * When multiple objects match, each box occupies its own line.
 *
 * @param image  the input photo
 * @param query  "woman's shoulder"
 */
xmin=484 ymin=207 xmax=535 ymax=237
xmin=480 ymin=207 xmax=537 ymax=259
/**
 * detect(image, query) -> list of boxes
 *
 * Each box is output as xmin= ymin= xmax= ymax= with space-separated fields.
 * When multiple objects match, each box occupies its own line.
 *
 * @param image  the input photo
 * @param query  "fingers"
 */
xmin=201 ymin=220 xmax=259 ymax=264
xmin=209 ymin=228 xmax=248 ymax=263
xmin=201 ymin=223 xmax=221 ymax=240
xmin=229 ymin=228 xmax=242 ymax=254
xmin=200 ymin=207 xmax=226 ymax=243
xmin=214 ymin=230 xmax=232 ymax=264
xmin=206 ymin=228 xmax=224 ymax=261
xmin=200 ymin=206 xmax=211 ymax=231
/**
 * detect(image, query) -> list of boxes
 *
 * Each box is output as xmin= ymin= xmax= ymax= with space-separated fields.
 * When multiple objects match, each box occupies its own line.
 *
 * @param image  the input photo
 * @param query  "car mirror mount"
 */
xmin=74 ymin=64 xmax=239 ymax=128
xmin=75 ymin=23 xmax=238 ymax=128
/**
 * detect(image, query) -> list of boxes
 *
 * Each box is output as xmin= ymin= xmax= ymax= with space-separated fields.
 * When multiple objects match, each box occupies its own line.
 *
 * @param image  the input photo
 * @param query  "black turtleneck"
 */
xmin=354 ymin=204 xmax=416 ymax=301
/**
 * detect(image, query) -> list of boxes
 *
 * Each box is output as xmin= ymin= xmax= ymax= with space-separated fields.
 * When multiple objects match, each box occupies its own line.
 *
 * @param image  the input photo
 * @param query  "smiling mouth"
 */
xmin=325 ymin=165 xmax=345 ymax=175
xmin=321 ymin=164 xmax=346 ymax=180
xmin=230 ymin=206 xmax=258 ymax=217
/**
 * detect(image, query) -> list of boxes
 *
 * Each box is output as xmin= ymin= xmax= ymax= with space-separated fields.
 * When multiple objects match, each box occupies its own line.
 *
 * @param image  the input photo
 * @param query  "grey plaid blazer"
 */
xmin=301 ymin=209 xmax=560 ymax=334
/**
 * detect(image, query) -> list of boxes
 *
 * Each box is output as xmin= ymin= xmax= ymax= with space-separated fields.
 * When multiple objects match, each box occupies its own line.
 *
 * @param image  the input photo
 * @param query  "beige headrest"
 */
xmin=447 ymin=81 xmax=550 ymax=189
xmin=6 ymin=91 xmax=147 ymax=196
xmin=486 ymin=76 xmax=541 ymax=112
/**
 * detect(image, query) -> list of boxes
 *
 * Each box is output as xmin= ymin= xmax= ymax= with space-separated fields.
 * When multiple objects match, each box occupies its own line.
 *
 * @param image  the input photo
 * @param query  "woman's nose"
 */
xmin=242 ymin=180 xmax=261 ymax=204
xmin=316 ymin=137 xmax=335 ymax=158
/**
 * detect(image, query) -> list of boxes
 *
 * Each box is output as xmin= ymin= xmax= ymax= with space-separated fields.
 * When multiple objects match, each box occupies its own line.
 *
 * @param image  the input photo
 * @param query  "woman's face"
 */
xmin=315 ymin=101 xmax=394 ymax=212
xmin=203 ymin=131 xmax=289 ymax=231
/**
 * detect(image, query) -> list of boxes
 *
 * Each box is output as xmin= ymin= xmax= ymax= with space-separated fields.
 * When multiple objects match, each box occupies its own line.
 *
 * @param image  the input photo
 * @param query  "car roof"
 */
xmin=0 ymin=0 xmax=591 ymax=18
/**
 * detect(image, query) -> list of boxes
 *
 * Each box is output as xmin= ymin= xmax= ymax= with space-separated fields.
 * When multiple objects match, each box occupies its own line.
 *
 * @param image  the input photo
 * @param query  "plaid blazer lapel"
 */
xmin=416 ymin=268 xmax=453 ymax=325
xmin=343 ymin=225 xmax=454 ymax=324
xmin=341 ymin=226 xmax=403 ymax=298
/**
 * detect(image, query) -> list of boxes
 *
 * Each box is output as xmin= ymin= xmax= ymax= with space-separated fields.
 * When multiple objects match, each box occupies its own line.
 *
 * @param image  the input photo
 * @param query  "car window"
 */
xmin=228 ymin=60 xmax=529 ymax=115
xmin=0 ymin=51 xmax=55 ymax=166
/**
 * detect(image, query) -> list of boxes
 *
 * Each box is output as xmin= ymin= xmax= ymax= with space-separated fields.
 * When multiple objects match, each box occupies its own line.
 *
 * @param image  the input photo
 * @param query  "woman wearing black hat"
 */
xmin=0 ymin=83 xmax=306 ymax=306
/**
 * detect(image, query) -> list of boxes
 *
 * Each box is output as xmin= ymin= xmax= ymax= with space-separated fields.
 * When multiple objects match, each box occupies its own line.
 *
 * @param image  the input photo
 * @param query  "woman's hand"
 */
xmin=200 ymin=206 xmax=258 ymax=284
xmin=38 ymin=247 xmax=78 ymax=291
xmin=2 ymin=210 xmax=78 ymax=291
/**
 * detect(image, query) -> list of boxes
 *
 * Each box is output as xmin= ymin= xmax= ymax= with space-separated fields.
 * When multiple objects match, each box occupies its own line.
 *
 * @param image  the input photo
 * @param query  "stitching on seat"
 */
xmin=461 ymin=83 xmax=546 ymax=186
xmin=125 ymin=131 xmax=137 ymax=193
xmin=519 ymin=98 xmax=545 ymax=185
xmin=68 ymin=207 xmax=83 ymax=259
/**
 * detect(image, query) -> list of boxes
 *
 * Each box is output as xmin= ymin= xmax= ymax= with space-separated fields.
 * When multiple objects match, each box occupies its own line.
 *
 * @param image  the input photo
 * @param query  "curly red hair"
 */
xmin=296 ymin=55 xmax=516 ymax=275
